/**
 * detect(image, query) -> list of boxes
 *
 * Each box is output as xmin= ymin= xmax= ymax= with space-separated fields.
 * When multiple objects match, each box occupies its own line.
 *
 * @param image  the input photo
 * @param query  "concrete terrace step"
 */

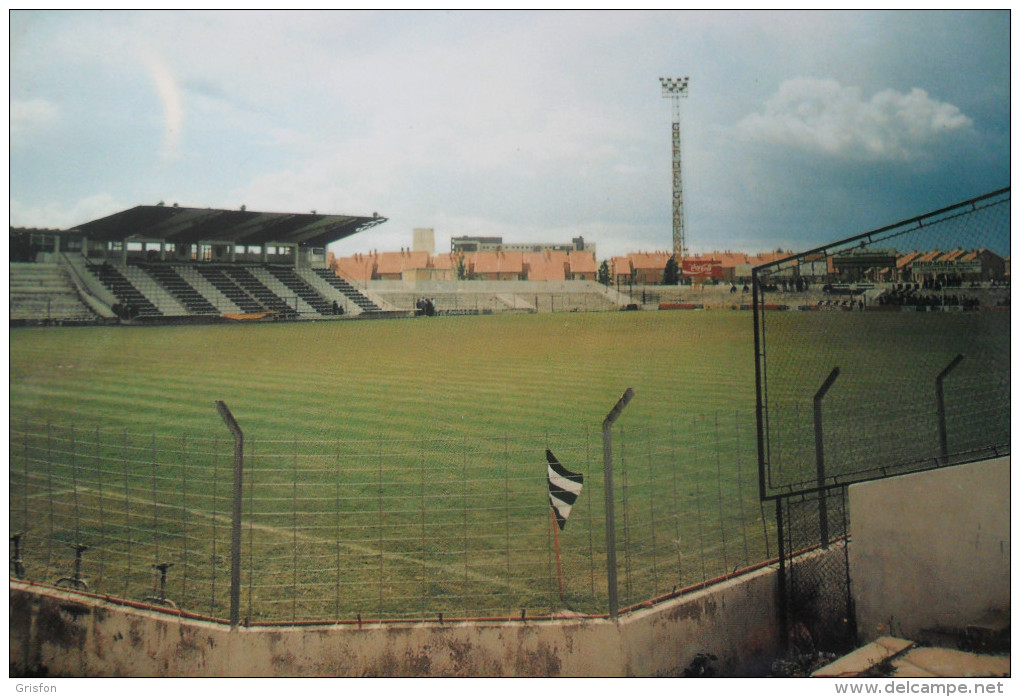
xmin=813 ymin=637 xmax=1010 ymax=678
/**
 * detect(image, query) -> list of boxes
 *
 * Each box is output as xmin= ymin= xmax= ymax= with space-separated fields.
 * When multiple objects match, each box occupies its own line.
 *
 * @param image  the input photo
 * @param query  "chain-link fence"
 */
xmin=753 ymin=187 xmax=1010 ymax=653
xmin=9 ymin=409 xmax=771 ymax=624
xmin=755 ymin=188 xmax=1010 ymax=498
xmin=775 ymin=488 xmax=854 ymax=653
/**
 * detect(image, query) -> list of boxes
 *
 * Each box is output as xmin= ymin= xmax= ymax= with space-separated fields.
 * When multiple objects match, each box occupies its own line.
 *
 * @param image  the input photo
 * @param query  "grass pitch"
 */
xmin=9 ymin=311 xmax=756 ymax=440
xmin=11 ymin=312 xmax=762 ymax=620
xmin=9 ymin=309 xmax=1007 ymax=621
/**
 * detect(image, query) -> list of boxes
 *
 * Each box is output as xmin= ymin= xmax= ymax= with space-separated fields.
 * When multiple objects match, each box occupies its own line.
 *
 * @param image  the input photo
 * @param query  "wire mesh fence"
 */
xmin=9 ymin=410 xmax=772 ymax=624
xmin=753 ymin=187 xmax=1010 ymax=653
xmin=778 ymin=487 xmax=854 ymax=654
xmin=754 ymin=187 xmax=1010 ymax=498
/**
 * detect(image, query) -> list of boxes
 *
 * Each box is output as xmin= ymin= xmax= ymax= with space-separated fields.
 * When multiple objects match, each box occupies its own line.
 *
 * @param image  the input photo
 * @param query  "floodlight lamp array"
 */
xmin=659 ymin=76 xmax=690 ymax=98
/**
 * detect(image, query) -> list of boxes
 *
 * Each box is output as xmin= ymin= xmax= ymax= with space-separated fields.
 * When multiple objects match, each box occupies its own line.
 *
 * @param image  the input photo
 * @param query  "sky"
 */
xmin=9 ymin=10 xmax=1011 ymax=260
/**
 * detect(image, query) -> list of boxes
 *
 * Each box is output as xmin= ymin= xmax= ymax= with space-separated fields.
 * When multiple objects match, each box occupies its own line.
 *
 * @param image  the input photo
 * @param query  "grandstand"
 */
xmin=9 ymin=204 xmax=391 ymax=325
xmin=9 ymin=263 xmax=98 ymax=324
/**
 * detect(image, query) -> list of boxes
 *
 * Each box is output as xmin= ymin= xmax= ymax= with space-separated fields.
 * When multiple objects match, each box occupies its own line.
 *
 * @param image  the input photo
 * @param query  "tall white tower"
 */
xmin=412 ymin=227 xmax=435 ymax=254
xmin=659 ymin=76 xmax=690 ymax=261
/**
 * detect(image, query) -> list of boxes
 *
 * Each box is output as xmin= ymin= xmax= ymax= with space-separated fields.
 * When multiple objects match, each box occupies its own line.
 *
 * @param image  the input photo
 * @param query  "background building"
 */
xmin=451 ymin=235 xmax=595 ymax=257
xmin=412 ymin=228 xmax=435 ymax=254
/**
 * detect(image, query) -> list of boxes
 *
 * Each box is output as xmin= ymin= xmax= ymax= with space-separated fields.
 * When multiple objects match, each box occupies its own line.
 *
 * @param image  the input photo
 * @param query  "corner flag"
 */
xmin=547 ymin=449 xmax=583 ymax=530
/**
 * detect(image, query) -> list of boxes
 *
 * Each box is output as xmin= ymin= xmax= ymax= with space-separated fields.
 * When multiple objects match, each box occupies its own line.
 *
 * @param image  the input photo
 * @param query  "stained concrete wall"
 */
xmin=10 ymin=560 xmax=789 ymax=677
xmin=849 ymin=457 xmax=1010 ymax=643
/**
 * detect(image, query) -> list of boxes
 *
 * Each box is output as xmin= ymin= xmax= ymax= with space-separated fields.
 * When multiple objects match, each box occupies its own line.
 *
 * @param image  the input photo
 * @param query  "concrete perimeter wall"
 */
xmin=10 ymin=559 xmax=794 ymax=677
xmin=849 ymin=457 xmax=1010 ymax=643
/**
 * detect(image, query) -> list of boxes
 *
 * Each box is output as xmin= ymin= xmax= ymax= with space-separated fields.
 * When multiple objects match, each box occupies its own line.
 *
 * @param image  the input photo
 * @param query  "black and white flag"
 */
xmin=547 ymin=449 xmax=583 ymax=530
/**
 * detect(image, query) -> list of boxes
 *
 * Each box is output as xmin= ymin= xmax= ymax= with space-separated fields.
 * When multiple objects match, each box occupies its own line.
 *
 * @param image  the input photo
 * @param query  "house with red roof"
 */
xmin=472 ymin=251 xmax=524 ymax=281
xmin=627 ymin=252 xmax=671 ymax=285
xmin=566 ymin=251 xmax=597 ymax=281
xmin=524 ymin=251 xmax=568 ymax=281
xmin=611 ymin=256 xmax=633 ymax=287
xmin=332 ymin=252 xmax=375 ymax=282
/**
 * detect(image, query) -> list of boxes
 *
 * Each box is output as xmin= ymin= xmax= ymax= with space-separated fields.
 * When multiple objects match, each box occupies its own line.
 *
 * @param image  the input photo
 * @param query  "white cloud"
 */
xmin=735 ymin=78 xmax=972 ymax=161
xmin=10 ymin=98 xmax=60 ymax=142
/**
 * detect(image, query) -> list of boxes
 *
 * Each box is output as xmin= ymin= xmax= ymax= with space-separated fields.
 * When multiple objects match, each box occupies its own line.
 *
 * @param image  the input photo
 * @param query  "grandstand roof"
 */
xmin=70 ymin=205 xmax=387 ymax=248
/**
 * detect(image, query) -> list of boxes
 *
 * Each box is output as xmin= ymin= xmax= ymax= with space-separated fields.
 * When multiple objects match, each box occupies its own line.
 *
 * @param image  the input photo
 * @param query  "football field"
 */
xmin=9 ymin=311 xmax=756 ymax=440
xmin=9 ymin=309 xmax=1007 ymax=621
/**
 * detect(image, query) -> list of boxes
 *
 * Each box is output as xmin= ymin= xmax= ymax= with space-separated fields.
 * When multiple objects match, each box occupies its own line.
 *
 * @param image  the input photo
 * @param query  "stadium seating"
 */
xmin=221 ymin=267 xmax=297 ymax=317
xmin=138 ymin=264 xmax=220 ymax=315
xmin=261 ymin=266 xmax=335 ymax=316
xmin=9 ymin=263 xmax=98 ymax=323
xmin=311 ymin=268 xmax=383 ymax=312
xmin=16 ymin=255 xmax=1008 ymax=326
xmin=195 ymin=266 xmax=266 ymax=314
xmin=118 ymin=264 xmax=189 ymax=316
xmin=87 ymin=262 xmax=163 ymax=318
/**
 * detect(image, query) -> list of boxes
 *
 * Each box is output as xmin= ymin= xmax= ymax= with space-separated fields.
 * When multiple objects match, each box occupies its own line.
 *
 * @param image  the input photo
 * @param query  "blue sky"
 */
xmin=9 ymin=10 xmax=1010 ymax=260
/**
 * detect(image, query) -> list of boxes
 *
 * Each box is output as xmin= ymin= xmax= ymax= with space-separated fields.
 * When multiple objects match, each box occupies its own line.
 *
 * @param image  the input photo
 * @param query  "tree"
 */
xmin=455 ymin=254 xmax=467 ymax=281
xmin=597 ymin=259 xmax=611 ymax=287
xmin=663 ymin=255 xmax=680 ymax=285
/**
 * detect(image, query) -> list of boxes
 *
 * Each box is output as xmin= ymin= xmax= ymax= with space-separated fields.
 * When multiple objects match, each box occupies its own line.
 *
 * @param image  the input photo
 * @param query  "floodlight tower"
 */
xmin=659 ymin=76 xmax=690 ymax=261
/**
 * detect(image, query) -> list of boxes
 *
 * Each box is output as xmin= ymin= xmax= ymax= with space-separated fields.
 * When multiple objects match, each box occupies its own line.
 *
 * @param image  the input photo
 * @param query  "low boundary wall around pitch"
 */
xmin=849 ymin=457 xmax=1010 ymax=644
xmin=9 ymin=552 xmax=826 ymax=677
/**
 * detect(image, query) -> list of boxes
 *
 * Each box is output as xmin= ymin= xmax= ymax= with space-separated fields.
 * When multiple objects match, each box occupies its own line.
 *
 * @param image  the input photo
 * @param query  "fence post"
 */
xmin=813 ymin=368 xmax=840 ymax=548
xmin=775 ymin=497 xmax=788 ymax=648
xmin=602 ymin=387 xmax=634 ymax=620
xmin=936 ymin=354 xmax=964 ymax=464
xmin=215 ymin=400 xmax=244 ymax=628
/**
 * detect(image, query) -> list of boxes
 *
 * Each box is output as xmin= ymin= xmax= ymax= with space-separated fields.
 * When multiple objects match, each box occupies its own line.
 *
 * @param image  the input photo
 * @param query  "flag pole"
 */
xmin=551 ymin=508 xmax=564 ymax=601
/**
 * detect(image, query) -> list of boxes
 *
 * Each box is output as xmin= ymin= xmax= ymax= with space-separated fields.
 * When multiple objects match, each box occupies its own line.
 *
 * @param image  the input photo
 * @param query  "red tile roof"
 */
xmin=431 ymin=253 xmax=459 ymax=270
xmin=473 ymin=251 xmax=523 ymax=275
xmin=568 ymin=250 xmax=597 ymax=274
xmin=524 ymin=251 xmax=567 ymax=281
xmin=627 ymin=252 xmax=671 ymax=271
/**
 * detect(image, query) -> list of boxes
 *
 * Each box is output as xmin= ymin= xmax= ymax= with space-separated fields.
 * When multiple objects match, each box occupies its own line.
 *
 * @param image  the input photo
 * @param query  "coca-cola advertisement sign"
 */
xmin=682 ymin=259 xmax=722 ymax=278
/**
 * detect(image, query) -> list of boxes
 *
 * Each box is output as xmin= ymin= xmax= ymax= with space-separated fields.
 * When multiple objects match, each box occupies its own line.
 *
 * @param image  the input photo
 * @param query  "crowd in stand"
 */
xmin=876 ymin=282 xmax=986 ymax=308
xmin=754 ymin=278 xmax=812 ymax=293
xmin=816 ymin=298 xmax=866 ymax=310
